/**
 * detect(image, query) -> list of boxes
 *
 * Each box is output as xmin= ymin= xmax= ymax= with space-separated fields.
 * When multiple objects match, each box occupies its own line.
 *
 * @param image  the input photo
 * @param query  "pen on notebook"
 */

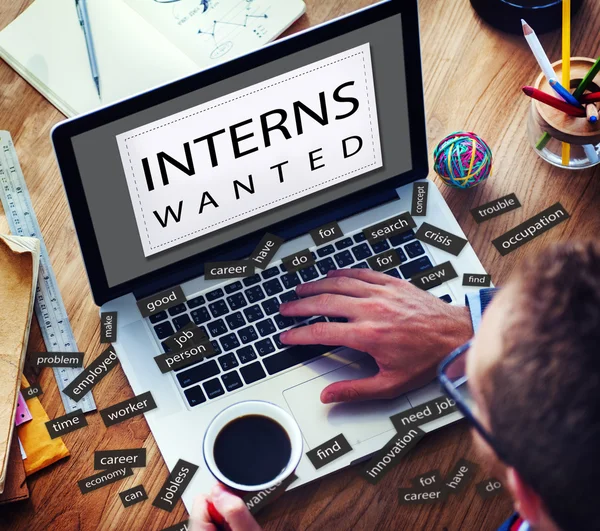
xmin=549 ymin=79 xmax=581 ymax=108
xmin=522 ymin=86 xmax=585 ymax=117
xmin=75 ymin=0 xmax=101 ymax=98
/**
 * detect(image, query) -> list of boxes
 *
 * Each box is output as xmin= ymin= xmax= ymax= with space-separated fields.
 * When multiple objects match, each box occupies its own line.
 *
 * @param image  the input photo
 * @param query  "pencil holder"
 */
xmin=527 ymin=57 xmax=600 ymax=169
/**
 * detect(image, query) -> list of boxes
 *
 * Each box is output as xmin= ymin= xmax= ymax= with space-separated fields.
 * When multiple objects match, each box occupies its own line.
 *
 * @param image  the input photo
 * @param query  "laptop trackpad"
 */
xmin=283 ymin=355 xmax=412 ymax=449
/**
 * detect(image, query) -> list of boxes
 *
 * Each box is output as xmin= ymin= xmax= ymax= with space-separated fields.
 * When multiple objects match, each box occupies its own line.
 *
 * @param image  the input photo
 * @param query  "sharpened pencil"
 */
xmin=586 ymin=103 xmax=598 ymax=123
xmin=521 ymin=19 xmax=558 ymax=84
xmin=522 ymin=86 xmax=586 ymax=116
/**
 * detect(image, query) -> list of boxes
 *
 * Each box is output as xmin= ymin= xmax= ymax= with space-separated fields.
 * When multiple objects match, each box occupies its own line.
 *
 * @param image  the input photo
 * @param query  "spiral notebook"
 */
xmin=0 ymin=0 xmax=305 ymax=117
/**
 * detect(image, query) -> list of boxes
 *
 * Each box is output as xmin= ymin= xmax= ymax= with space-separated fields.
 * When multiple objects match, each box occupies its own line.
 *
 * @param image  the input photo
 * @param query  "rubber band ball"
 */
xmin=433 ymin=132 xmax=493 ymax=189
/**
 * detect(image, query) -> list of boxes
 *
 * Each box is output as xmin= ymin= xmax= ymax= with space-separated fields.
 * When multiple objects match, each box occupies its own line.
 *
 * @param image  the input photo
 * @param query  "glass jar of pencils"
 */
xmin=527 ymin=57 xmax=600 ymax=169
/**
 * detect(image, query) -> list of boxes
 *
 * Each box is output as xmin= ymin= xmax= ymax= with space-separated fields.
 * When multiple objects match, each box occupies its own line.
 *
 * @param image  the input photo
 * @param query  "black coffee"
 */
xmin=213 ymin=414 xmax=291 ymax=486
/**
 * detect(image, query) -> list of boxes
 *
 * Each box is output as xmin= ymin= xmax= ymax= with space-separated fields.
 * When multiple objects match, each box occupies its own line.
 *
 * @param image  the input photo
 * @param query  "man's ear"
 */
xmin=505 ymin=467 xmax=543 ymax=526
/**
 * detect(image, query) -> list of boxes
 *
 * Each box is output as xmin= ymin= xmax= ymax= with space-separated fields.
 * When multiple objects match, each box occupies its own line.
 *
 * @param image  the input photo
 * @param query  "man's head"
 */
xmin=467 ymin=241 xmax=600 ymax=531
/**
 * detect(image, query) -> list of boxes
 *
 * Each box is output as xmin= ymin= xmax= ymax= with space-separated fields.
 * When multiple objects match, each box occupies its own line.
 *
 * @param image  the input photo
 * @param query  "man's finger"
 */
xmin=295 ymin=276 xmax=385 ymax=299
xmin=279 ymin=293 xmax=361 ymax=319
xmin=326 ymin=268 xmax=396 ymax=285
xmin=320 ymin=374 xmax=403 ymax=404
xmin=211 ymin=485 xmax=262 ymax=531
xmin=280 ymin=322 xmax=362 ymax=350
xmin=190 ymin=494 xmax=217 ymax=531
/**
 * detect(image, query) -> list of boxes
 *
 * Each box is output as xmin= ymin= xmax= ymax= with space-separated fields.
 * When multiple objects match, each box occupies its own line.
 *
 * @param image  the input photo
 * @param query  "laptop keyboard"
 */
xmin=146 ymin=227 xmax=453 ymax=409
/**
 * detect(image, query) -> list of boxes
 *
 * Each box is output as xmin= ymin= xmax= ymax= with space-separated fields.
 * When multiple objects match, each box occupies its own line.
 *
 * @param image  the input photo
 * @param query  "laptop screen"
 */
xmin=70 ymin=12 xmax=412 ymax=289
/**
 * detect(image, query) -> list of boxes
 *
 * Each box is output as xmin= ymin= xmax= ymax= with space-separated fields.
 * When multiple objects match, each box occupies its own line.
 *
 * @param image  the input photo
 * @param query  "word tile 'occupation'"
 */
xmin=492 ymin=202 xmax=569 ymax=256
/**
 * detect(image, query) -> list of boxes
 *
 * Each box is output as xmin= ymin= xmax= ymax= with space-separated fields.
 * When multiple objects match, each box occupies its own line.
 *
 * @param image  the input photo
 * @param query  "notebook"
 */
xmin=0 ymin=0 xmax=306 ymax=117
xmin=0 ymin=235 xmax=40 ymax=494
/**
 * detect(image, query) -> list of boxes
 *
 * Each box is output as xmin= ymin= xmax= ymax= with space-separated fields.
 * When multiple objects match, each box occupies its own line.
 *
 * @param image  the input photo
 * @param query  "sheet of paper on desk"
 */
xmin=0 ymin=0 xmax=305 ymax=117
xmin=0 ymin=0 xmax=196 ymax=116
xmin=124 ymin=0 xmax=306 ymax=68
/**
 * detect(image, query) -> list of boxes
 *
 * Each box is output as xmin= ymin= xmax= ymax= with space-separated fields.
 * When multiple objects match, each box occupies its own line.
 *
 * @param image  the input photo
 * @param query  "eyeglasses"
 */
xmin=437 ymin=340 xmax=510 ymax=464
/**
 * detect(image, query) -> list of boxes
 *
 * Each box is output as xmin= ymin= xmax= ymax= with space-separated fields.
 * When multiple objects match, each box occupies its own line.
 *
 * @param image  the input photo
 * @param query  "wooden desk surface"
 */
xmin=1 ymin=0 xmax=599 ymax=529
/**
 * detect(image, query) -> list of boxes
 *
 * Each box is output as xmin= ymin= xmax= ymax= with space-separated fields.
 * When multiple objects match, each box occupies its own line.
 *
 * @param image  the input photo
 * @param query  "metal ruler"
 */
xmin=0 ymin=131 xmax=96 ymax=414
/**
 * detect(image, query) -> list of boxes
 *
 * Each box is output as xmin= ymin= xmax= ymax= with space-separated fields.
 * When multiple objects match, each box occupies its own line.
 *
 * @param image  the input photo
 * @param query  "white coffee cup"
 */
xmin=203 ymin=400 xmax=303 ymax=492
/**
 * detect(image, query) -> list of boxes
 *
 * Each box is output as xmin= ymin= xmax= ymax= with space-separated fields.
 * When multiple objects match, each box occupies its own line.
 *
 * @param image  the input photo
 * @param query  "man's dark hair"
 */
xmin=485 ymin=240 xmax=600 ymax=531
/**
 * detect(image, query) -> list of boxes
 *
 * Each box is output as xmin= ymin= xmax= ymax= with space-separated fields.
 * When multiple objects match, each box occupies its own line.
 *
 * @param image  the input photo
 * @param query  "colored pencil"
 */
xmin=561 ymin=0 xmax=571 ymax=165
xmin=586 ymin=103 xmax=598 ymax=123
xmin=583 ymin=144 xmax=599 ymax=163
xmin=549 ymin=79 xmax=581 ymax=107
xmin=580 ymin=92 xmax=600 ymax=104
xmin=522 ymin=86 xmax=586 ymax=116
xmin=573 ymin=57 xmax=600 ymax=100
xmin=521 ymin=19 xmax=560 ymax=150
xmin=521 ymin=20 xmax=558 ymax=84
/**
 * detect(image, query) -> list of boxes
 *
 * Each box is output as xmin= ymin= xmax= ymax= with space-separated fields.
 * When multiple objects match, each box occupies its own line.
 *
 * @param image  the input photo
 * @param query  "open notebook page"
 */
xmin=0 ymin=0 xmax=198 ymax=117
xmin=125 ymin=0 xmax=306 ymax=69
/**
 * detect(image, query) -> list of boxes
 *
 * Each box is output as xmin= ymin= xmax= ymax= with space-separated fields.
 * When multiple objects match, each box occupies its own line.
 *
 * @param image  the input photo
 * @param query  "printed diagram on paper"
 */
xmin=124 ymin=0 xmax=303 ymax=68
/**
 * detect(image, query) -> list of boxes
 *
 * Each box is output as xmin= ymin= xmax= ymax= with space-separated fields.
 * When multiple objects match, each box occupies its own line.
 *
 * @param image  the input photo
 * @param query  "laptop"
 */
xmin=51 ymin=0 xmax=487 ymax=510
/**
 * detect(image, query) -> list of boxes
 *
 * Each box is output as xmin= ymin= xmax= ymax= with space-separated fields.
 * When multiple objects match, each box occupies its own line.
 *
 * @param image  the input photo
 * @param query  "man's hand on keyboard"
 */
xmin=191 ymin=484 xmax=262 ymax=531
xmin=279 ymin=268 xmax=472 ymax=404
